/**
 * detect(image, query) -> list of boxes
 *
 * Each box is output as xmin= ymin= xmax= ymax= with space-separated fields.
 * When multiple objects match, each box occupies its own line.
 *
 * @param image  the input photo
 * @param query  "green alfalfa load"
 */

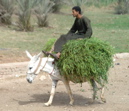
xmin=57 ymin=38 xmax=114 ymax=84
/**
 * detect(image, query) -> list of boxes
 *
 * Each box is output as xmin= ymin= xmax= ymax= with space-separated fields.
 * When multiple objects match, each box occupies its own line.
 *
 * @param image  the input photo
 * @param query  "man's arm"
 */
xmin=83 ymin=17 xmax=92 ymax=38
xmin=67 ymin=19 xmax=77 ymax=34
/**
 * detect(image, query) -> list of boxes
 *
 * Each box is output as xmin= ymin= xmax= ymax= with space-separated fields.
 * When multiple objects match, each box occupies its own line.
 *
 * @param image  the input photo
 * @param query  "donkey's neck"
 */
xmin=41 ymin=57 xmax=55 ymax=74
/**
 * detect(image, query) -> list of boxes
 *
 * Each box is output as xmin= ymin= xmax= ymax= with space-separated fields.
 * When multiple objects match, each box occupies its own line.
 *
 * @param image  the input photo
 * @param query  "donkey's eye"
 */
xmin=29 ymin=67 xmax=33 ymax=70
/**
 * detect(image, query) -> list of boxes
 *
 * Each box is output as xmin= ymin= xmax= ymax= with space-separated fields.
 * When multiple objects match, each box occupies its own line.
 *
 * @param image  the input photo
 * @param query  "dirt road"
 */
xmin=0 ymin=57 xmax=129 ymax=111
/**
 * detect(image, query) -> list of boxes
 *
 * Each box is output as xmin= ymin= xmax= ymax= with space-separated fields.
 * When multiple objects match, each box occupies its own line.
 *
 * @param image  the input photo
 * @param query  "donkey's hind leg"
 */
xmin=100 ymin=85 xmax=106 ymax=103
xmin=90 ymin=79 xmax=106 ymax=103
xmin=90 ymin=79 xmax=98 ymax=101
xmin=96 ymin=80 xmax=106 ymax=103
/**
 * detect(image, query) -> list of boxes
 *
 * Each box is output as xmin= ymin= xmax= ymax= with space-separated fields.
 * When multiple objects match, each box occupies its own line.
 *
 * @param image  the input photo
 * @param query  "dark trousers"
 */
xmin=54 ymin=33 xmax=85 ymax=52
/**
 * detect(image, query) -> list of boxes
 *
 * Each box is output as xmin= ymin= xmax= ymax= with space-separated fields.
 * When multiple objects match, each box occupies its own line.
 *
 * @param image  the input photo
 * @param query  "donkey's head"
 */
xmin=26 ymin=50 xmax=42 ymax=83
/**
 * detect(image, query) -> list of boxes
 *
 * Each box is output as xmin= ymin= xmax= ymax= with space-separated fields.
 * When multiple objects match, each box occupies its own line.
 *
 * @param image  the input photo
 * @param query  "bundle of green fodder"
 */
xmin=43 ymin=38 xmax=57 ymax=52
xmin=56 ymin=38 xmax=114 ymax=85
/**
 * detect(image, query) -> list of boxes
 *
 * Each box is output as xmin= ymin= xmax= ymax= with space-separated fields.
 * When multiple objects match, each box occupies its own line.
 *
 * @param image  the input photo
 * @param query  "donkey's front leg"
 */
xmin=62 ymin=78 xmax=74 ymax=105
xmin=44 ymin=80 xmax=58 ymax=106
xmin=90 ymin=79 xmax=98 ymax=101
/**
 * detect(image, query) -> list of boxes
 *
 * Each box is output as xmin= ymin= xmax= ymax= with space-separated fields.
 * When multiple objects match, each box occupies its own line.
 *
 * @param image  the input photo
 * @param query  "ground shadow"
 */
xmin=18 ymin=92 xmax=102 ymax=106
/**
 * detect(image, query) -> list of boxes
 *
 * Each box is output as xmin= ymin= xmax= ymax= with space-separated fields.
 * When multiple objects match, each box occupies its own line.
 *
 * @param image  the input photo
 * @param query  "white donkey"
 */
xmin=26 ymin=51 xmax=106 ymax=106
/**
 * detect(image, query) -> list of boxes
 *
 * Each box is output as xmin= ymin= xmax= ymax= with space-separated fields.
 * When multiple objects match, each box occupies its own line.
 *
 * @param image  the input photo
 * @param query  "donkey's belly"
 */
xmin=64 ymin=74 xmax=87 ymax=83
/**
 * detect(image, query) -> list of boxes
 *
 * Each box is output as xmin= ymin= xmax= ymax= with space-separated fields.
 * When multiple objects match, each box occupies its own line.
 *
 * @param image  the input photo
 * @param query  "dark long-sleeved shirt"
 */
xmin=68 ymin=16 xmax=92 ymax=38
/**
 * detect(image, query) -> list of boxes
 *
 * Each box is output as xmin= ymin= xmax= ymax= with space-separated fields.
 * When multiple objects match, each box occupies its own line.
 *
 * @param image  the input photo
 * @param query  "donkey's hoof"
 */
xmin=44 ymin=102 xmax=51 ymax=106
xmin=69 ymin=100 xmax=74 ymax=105
xmin=88 ymin=99 xmax=94 ymax=104
xmin=101 ymin=98 xmax=106 ymax=103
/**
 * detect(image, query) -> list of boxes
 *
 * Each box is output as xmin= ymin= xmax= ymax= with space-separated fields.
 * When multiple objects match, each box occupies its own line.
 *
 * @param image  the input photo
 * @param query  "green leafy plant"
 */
xmin=42 ymin=38 xmax=57 ymax=52
xmin=16 ymin=0 xmax=37 ymax=31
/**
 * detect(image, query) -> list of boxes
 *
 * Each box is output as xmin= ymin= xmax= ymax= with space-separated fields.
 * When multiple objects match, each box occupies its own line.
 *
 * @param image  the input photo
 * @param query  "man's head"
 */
xmin=72 ymin=6 xmax=81 ymax=17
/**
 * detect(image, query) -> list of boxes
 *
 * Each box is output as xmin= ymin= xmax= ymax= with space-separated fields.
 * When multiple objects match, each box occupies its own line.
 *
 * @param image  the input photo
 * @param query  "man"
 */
xmin=43 ymin=6 xmax=92 ymax=60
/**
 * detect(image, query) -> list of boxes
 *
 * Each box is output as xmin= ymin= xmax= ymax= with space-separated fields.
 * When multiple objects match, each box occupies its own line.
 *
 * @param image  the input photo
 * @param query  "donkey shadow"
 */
xmin=18 ymin=92 xmax=102 ymax=106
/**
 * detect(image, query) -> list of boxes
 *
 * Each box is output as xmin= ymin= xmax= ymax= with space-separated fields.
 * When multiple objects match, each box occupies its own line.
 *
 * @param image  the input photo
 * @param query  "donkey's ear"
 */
xmin=37 ymin=52 xmax=42 ymax=57
xmin=25 ymin=50 xmax=32 ymax=59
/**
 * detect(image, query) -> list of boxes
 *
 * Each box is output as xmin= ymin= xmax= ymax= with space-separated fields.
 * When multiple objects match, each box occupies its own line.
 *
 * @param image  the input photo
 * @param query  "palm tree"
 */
xmin=16 ymin=0 xmax=38 ymax=31
xmin=0 ymin=0 xmax=15 ymax=25
xmin=34 ymin=0 xmax=54 ymax=27
xmin=50 ymin=0 xmax=62 ymax=13
xmin=115 ymin=0 xmax=129 ymax=14
xmin=66 ymin=0 xmax=88 ymax=13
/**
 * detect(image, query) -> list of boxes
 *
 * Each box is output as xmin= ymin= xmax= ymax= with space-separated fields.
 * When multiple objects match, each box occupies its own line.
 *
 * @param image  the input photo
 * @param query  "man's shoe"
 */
xmin=49 ymin=53 xmax=59 ymax=61
xmin=42 ymin=50 xmax=49 ymax=56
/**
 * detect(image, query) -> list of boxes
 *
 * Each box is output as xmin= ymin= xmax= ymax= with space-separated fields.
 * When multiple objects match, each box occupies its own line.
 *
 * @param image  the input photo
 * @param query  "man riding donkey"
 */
xmin=43 ymin=6 xmax=93 ymax=60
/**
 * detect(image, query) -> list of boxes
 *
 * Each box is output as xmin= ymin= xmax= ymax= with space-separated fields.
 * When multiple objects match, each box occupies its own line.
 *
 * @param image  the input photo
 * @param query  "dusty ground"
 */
xmin=0 ymin=55 xmax=129 ymax=111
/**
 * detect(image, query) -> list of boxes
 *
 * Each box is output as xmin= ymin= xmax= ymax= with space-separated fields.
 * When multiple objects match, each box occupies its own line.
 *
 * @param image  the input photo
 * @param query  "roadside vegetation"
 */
xmin=0 ymin=0 xmax=129 ymax=62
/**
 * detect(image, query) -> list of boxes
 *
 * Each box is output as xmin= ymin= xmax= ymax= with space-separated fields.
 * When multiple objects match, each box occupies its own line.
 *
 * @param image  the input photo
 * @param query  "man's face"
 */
xmin=72 ymin=9 xmax=79 ymax=17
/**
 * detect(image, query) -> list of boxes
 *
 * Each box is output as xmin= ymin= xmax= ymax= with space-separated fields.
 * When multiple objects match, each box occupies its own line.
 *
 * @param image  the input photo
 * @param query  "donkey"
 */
xmin=26 ymin=50 xmax=106 ymax=106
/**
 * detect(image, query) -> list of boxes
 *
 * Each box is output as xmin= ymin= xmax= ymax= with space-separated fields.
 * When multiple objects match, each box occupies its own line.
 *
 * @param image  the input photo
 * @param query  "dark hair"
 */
xmin=72 ymin=6 xmax=81 ymax=14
